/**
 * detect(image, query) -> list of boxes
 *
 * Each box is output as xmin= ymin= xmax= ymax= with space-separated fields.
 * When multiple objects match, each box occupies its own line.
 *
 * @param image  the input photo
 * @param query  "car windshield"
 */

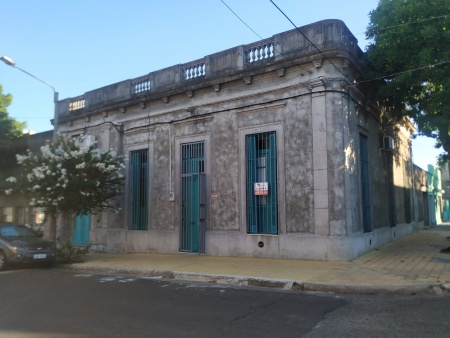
xmin=0 ymin=226 xmax=37 ymax=238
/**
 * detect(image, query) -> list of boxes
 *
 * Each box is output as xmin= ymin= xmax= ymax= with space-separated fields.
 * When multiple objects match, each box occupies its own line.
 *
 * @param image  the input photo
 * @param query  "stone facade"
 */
xmin=55 ymin=19 xmax=421 ymax=260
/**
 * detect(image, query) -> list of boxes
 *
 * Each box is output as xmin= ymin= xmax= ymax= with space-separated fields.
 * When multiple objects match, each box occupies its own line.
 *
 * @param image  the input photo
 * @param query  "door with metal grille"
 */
xmin=246 ymin=132 xmax=278 ymax=234
xmin=180 ymin=142 xmax=206 ymax=253
xmin=129 ymin=149 xmax=149 ymax=230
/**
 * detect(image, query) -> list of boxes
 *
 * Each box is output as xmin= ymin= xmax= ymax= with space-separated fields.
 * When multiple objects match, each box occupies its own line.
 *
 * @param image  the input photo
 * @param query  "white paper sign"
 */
xmin=254 ymin=182 xmax=268 ymax=196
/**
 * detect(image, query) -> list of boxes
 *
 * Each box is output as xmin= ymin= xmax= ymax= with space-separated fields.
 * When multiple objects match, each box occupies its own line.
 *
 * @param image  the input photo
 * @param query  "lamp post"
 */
xmin=1 ymin=55 xmax=59 ymax=242
xmin=1 ymin=55 xmax=59 ymax=136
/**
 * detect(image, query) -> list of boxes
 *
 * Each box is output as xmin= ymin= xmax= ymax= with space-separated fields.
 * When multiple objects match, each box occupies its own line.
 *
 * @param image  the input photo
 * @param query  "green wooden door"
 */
xmin=73 ymin=214 xmax=91 ymax=247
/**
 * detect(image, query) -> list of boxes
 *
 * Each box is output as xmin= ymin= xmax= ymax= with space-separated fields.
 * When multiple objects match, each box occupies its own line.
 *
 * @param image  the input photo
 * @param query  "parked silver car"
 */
xmin=0 ymin=224 xmax=55 ymax=270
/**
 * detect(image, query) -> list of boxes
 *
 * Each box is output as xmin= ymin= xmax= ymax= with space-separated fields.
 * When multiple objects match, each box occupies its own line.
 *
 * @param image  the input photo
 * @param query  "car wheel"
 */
xmin=0 ymin=251 xmax=7 ymax=271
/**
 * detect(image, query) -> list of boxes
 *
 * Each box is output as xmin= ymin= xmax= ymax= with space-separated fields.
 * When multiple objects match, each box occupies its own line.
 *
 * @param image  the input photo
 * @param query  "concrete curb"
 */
xmin=66 ymin=263 xmax=438 ymax=295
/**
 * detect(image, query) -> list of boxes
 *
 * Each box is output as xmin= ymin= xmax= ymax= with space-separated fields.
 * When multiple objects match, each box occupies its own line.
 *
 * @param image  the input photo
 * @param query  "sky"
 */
xmin=0 ymin=0 xmax=441 ymax=170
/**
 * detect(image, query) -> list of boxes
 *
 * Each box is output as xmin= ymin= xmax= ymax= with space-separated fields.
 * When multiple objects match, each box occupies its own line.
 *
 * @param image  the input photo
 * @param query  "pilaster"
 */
xmin=311 ymin=80 xmax=329 ymax=236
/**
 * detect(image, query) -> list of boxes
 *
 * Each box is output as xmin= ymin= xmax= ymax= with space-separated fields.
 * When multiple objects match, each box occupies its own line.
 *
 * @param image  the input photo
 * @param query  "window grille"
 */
xmin=129 ymin=149 xmax=149 ymax=230
xmin=246 ymin=132 xmax=278 ymax=234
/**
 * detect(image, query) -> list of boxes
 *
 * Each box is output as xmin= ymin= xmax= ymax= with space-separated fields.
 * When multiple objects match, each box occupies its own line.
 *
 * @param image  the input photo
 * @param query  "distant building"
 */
xmin=426 ymin=164 xmax=448 ymax=224
xmin=54 ymin=19 xmax=423 ymax=260
xmin=0 ymin=130 xmax=53 ymax=233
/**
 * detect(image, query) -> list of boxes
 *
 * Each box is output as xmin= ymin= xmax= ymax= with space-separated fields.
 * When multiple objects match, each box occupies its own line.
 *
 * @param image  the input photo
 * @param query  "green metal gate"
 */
xmin=246 ymin=132 xmax=278 ymax=234
xmin=180 ymin=142 xmax=206 ymax=253
xmin=129 ymin=149 xmax=149 ymax=230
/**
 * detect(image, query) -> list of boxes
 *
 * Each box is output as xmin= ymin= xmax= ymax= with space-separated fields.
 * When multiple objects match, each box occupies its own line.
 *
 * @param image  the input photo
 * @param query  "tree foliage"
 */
xmin=0 ymin=85 xmax=26 ymax=176
xmin=364 ymin=0 xmax=450 ymax=158
xmin=5 ymin=134 xmax=125 ymax=260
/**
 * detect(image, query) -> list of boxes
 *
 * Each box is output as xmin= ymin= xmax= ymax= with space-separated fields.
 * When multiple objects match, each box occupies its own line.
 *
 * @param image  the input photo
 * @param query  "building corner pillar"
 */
xmin=311 ymin=81 xmax=329 ymax=236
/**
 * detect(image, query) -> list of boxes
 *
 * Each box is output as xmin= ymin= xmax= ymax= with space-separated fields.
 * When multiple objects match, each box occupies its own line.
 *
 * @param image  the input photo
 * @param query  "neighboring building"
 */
xmin=55 ymin=19 xmax=422 ymax=260
xmin=439 ymin=162 xmax=450 ymax=221
xmin=412 ymin=164 xmax=430 ymax=227
xmin=426 ymin=164 xmax=444 ymax=225
xmin=0 ymin=131 xmax=53 ymax=233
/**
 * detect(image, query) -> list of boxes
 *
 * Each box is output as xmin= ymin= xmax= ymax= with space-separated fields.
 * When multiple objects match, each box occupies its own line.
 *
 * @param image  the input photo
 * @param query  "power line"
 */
xmin=221 ymin=0 xmax=354 ymax=85
xmin=221 ymin=1 xmax=447 ymax=91
xmin=269 ymin=0 xmax=352 ymax=83
xmin=220 ymin=0 xmax=319 ymax=89
xmin=345 ymin=13 xmax=450 ymax=42
xmin=219 ymin=0 xmax=264 ymax=40
xmin=367 ymin=14 xmax=450 ymax=37
xmin=219 ymin=0 xmax=296 ymax=67
xmin=346 ymin=14 xmax=450 ymax=38
xmin=356 ymin=59 xmax=450 ymax=85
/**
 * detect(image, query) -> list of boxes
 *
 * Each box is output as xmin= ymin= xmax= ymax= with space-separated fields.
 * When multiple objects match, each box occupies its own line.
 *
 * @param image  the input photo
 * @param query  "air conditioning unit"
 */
xmin=82 ymin=135 xmax=96 ymax=147
xmin=383 ymin=136 xmax=395 ymax=151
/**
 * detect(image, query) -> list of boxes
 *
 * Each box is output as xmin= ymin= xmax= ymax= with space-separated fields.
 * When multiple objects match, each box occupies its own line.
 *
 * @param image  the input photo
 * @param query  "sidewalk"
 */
xmin=69 ymin=225 xmax=450 ymax=294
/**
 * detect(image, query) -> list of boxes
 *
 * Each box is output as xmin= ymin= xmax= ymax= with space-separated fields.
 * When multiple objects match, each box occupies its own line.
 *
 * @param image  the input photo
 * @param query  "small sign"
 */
xmin=254 ymin=182 xmax=268 ymax=196
xmin=211 ymin=194 xmax=219 ymax=200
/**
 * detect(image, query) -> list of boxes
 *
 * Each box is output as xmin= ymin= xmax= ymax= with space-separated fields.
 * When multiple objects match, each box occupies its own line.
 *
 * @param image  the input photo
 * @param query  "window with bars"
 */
xmin=246 ymin=132 xmax=278 ymax=234
xmin=129 ymin=149 xmax=149 ymax=230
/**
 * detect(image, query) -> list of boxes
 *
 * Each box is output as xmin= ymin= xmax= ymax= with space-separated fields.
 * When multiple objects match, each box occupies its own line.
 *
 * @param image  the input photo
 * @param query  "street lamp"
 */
xmin=1 ymin=55 xmax=59 ymax=136
xmin=1 ymin=55 xmax=59 ymax=242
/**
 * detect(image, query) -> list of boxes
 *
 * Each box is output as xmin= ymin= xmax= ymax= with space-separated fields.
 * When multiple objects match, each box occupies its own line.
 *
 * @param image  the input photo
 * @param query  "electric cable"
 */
xmin=269 ymin=0 xmax=352 ymax=84
xmin=366 ymin=13 xmax=449 ymax=37
xmin=356 ymin=59 xmax=450 ymax=85
xmin=219 ymin=0 xmax=338 ymax=80
xmin=219 ymin=0 xmax=264 ymax=40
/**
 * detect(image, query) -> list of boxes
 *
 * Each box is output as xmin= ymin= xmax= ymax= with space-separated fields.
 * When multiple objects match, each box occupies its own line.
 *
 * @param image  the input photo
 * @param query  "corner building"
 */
xmin=55 ymin=20 xmax=420 ymax=260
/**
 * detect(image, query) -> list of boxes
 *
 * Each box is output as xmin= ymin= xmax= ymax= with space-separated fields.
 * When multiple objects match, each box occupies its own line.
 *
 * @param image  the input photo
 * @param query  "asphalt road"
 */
xmin=0 ymin=268 xmax=449 ymax=338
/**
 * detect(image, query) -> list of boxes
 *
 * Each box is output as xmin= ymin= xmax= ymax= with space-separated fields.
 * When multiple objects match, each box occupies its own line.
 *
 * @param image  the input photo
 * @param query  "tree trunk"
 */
xmin=63 ymin=213 xmax=76 ymax=263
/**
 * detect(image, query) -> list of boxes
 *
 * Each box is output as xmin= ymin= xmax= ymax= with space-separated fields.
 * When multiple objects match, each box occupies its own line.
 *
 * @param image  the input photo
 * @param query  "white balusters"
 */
xmin=69 ymin=98 xmax=86 ymax=111
xmin=183 ymin=62 xmax=206 ymax=80
xmin=245 ymin=42 xmax=274 ymax=63
xmin=133 ymin=79 xmax=151 ymax=94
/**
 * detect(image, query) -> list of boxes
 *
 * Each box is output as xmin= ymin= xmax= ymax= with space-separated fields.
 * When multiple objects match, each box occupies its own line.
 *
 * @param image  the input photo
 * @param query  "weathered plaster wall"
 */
xmin=54 ymin=19 xmax=419 ymax=260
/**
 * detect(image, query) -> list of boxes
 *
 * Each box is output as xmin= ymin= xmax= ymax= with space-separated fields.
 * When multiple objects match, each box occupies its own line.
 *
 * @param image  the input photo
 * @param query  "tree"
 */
xmin=0 ymin=85 xmax=26 ymax=179
xmin=364 ymin=0 xmax=450 ymax=159
xmin=5 ymin=134 xmax=125 ymax=261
